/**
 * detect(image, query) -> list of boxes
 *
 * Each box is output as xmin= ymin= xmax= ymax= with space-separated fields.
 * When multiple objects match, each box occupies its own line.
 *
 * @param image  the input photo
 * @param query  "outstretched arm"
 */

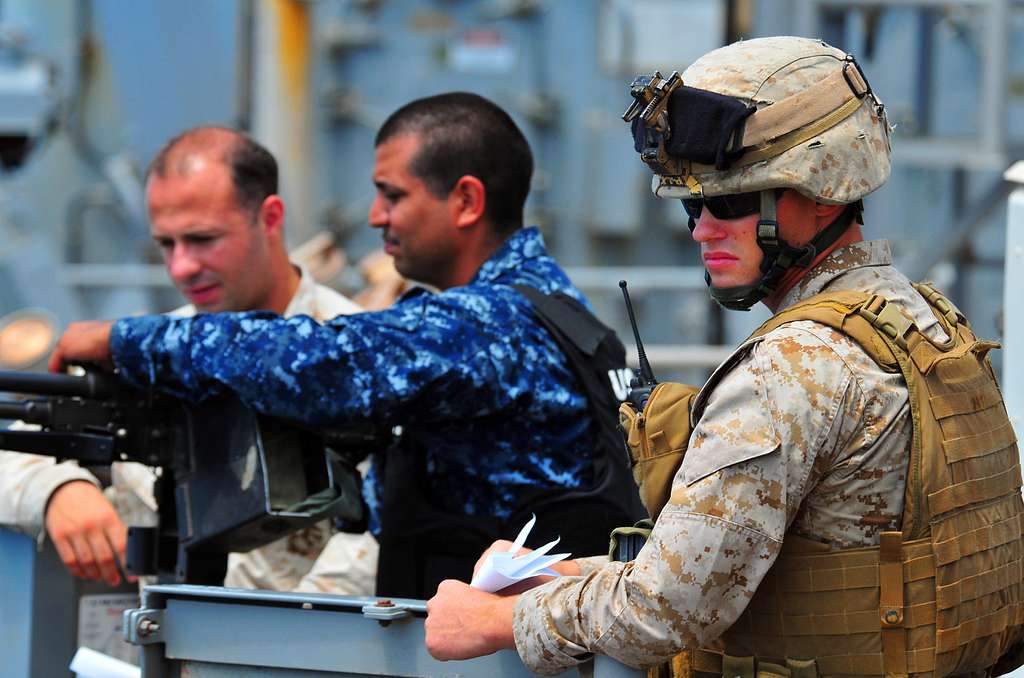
xmin=52 ymin=290 xmax=557 ymax=430
xmin=48 ymin=320 xmax=114 ymax=373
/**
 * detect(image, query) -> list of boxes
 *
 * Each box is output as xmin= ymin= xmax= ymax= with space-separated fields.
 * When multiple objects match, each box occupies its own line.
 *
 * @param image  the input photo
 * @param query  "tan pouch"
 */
xmin=619 ymin=382 xmax=701 ymax=519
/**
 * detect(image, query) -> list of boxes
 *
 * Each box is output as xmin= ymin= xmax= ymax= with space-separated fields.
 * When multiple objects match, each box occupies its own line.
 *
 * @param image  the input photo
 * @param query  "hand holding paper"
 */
xmin=470 ymin=515 xmax=570 ymax=592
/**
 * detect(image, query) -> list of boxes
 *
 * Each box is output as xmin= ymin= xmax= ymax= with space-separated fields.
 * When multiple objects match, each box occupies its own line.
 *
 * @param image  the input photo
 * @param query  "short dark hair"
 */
xmin=375 ymin=92 xmax=533 ymax=234
xmin=146 ymin=126 xmax=278 ymax=216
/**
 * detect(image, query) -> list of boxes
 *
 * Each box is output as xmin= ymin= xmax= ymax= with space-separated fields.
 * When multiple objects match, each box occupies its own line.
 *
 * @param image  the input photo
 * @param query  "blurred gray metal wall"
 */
xmin=0 ymin=0 xmax=1020 ymax=377
xmin=299 ymin=0 xmax=1024 ymax=374
xmin=0 ymin=0 xmax=242 ymax=327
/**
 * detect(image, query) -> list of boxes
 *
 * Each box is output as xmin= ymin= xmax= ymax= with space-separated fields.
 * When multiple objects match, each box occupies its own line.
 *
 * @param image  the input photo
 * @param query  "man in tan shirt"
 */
xmin=0 ymin=126 xmax=377 ymax=594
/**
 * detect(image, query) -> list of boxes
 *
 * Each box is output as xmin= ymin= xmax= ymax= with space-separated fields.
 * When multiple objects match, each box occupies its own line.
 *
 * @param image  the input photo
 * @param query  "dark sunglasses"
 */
xmin=681 ymin=189 xmax=785 ymax=221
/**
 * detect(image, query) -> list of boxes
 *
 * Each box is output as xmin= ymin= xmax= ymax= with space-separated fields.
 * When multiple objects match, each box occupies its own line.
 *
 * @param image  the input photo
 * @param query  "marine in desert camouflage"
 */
xmin=425 ymin=36 xmax=1024 ymax=678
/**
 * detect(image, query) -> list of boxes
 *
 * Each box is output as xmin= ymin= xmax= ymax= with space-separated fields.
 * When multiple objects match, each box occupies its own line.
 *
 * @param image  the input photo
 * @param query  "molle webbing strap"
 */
xmin=927 ymin=465 xmax=1023 ymax=520
xmin=742 ymin=609 xmax=895 ymax=636
xmin=880 ymin=532 xmax=908 ymax=676
xmin=942 ymin=420 xmax=1018 ymax=462
xmin=694 ymin=651 xmax=937 ymax=678
xmin=929 ymin=383 xmax=1005 ymax=420
xmin=935 ymin=604 xmax=1024 ymax=654
xmin=717 ymin=537 xmax=938 ymax=672
xmin=814 ymin=649 xmax=936 ymax=676
xmin=699 ymin=649 xmax=938 ymax=676
xmin=754 ymin=539 xmax=936 ymax=593
xmin=936 ymin=557 xmax=1023 ymax=610
xmin=931 ymin=507 xmax=1022 ymax=566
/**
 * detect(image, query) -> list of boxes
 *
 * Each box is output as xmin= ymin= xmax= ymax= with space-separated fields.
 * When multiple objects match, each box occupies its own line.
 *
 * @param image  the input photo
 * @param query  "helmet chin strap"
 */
xmin=708 ymin=191 xmax=862 ymax=311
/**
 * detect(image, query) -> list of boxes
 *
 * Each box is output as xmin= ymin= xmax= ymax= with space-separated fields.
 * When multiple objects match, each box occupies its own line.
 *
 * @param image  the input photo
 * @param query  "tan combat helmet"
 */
xmin=624 ymin=36 xmax=892 ymax=310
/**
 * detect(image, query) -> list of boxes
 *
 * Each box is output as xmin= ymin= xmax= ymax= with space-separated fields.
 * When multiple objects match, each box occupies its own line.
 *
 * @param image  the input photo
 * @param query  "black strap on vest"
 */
xmin=374 ymin=286 xmax=645 ymax=599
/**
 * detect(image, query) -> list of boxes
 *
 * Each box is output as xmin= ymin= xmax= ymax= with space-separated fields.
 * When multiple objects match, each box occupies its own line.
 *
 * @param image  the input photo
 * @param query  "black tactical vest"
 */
xmin=374 ymin=285 xmax=645 ymax=598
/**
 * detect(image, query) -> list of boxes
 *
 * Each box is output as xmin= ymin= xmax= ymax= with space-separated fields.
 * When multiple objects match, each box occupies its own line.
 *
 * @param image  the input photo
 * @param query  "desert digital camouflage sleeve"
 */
xmin=512 ymin=319 xmax=910 ymax=674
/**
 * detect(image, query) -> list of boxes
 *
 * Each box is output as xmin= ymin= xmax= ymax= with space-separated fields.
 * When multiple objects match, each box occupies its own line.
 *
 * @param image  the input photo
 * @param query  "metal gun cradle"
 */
xmin=0 ymin=369 xmax=365 ymax=584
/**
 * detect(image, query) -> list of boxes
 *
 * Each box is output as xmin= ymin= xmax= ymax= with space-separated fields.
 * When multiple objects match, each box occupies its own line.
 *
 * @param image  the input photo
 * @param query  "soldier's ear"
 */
xmin=814 ymin=201 xmax=845 ymax=221
xmin=450 ymin=175 xmax=486 ymax=230
xmin=259 ymin=195 xmax=285 ymax=235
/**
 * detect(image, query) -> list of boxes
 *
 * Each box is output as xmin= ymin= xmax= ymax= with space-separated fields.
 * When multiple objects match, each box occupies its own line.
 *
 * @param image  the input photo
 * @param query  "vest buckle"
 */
xmin=858 ymin=297 xmax=912 ymax=352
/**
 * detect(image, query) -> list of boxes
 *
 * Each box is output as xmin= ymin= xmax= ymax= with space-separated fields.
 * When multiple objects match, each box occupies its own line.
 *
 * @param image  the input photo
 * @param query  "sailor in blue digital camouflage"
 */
xmin=422 ymin=37 xmax=1024 ymax=678
xmin=108 ymin=224 xmax=593 ymax=523
xmin=49 ymin=93 xmax=642 ymax=599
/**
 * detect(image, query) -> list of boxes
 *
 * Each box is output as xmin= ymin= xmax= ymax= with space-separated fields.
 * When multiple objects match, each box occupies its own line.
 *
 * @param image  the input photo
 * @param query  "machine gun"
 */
xmin=0 ymin=369 xmax=370 ymax=585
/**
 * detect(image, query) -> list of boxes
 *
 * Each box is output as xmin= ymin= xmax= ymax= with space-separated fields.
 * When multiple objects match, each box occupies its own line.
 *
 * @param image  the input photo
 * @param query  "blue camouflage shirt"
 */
xmin=110 ymin=227 xmax=594 ymax=532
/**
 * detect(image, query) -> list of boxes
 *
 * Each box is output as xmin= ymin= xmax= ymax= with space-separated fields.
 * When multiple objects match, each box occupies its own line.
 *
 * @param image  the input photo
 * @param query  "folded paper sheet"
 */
xmin=70 ymin=646 xmax=141 ymax=678
xmin=470 ymin=514 xmax=570 ymax=592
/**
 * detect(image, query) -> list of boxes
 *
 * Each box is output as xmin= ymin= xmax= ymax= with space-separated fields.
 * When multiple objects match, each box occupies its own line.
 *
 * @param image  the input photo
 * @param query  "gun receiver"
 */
xmin=619 ymin=281 xmax=658 ymax=411
xmin=0 ymin=370 xmax=368 ymax=584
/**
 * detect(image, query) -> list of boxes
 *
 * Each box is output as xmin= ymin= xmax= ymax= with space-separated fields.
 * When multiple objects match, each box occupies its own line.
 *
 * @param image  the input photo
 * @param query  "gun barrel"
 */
xmin=0 ymin=370 xmax=123 ymax=399
xmin=0 ymin=399 xmax=51 ymax=425
xmin=0 ymin=401 xmax=29 ymax=421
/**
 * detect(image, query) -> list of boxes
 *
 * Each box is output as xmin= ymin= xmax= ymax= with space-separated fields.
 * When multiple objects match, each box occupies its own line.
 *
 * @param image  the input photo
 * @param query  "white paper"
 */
xmin=470 ymin=514 xmax=570 ymax=592
xmin=70 ymin=646 xmax=141 ymax=678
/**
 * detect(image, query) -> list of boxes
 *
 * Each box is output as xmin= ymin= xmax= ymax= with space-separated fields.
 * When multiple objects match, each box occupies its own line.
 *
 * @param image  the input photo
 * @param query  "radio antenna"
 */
xmin=619 ymin=280 xmax=656 ymax=387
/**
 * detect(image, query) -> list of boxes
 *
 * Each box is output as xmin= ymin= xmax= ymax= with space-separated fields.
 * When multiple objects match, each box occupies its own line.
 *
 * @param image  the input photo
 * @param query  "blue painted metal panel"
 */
xmin=89 ymin=0 xmax=242 ymax=162
xmin=0 ymin=529 xmax=35 ymax=678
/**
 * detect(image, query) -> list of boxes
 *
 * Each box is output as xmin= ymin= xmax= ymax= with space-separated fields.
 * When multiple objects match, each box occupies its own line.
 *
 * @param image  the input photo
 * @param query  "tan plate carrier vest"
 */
xmin=623 ymin=284 xmax=1024 ymax=678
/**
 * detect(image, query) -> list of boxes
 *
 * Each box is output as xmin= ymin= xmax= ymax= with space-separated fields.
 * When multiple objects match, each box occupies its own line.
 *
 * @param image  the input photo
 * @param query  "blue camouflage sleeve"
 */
xmin=109 ymin=287 xmax=548 ymax=428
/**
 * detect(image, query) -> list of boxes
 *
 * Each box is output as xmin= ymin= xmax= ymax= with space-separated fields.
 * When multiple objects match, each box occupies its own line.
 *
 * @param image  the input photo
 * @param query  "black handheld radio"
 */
xmin=619 ymin=280 xmax=658 ymax=411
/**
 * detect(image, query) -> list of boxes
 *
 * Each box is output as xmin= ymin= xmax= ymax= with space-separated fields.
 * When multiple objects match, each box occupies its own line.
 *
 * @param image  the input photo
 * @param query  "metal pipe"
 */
xmin=981 ymin=0 xmax=1010 ymax=157
xmin=235 ymin=0 xmax=254 ymax=131
xmin=906 ymin=176 xmax=1012 ymax=281
xmin=0 ymin=399 xmax=49 ymax=424
xmin=0 ymin=370 xmax=121 ymax=399
xmin=626 ymin=344 xmax=735 ymax=370
xmin=564 ymin=266 xmax=707 ymax=291
xmin=1002 ymin=164 xmax=1024 ymax=440
xmin=57 ymin=263 xmax=171 ymax=287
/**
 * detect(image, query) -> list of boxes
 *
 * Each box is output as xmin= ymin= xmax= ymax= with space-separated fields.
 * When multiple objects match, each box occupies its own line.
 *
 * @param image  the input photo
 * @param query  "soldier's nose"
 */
xmin=368 ymin=197 xmax=388 ymax=229
xmin=168 ymin=249 xmax=202 ymax=283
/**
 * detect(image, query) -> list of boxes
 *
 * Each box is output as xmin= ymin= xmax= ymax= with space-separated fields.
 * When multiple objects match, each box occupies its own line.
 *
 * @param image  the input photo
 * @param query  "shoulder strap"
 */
xmin=512 ymin=285 xmax=627 ymax=420
xmin=748 ymin=290 xmax=902 ymax=371
xmin=513 ymin=285 xmax=615 ymax=357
